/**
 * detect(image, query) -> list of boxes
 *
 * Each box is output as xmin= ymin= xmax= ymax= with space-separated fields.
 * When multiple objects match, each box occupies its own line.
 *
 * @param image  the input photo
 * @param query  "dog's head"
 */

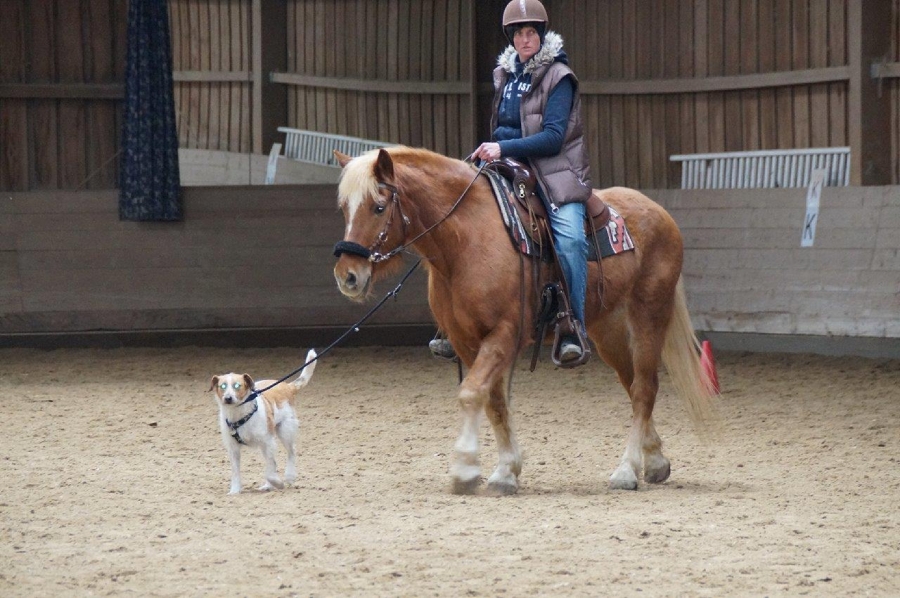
xmin=209 ymin=373 xmax=255 ymax=406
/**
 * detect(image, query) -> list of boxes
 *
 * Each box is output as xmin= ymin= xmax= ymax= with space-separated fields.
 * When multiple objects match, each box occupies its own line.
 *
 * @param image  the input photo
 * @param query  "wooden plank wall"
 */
xmin=284 ymin=0 xmax=476 ymax=159
xmin=2 ymin=186 xmax=897 ymax=348
xmin=168 ymin=0 xmax=252 ymax=153
xmin=538 ymin=0 xmax=850 ymax=189
xmin=893 ymin=0 xmax=900 ymax=184
xmin=0 ymin=0 xmax=126 ymax=191
xmin=1 ymin=186 xmax=430 ymax=335
xmin=3 ymin=0 xmax=900 ymax=191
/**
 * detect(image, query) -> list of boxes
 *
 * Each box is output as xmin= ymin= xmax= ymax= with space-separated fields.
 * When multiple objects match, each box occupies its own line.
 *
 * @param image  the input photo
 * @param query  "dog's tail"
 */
xmin=288 ymin=349 xmax=317 ymax=389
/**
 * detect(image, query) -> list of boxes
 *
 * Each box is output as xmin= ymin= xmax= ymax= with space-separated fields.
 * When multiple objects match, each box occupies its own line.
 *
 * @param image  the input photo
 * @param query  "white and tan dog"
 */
xmin=209 ymin=349 xmax=317 ymax=494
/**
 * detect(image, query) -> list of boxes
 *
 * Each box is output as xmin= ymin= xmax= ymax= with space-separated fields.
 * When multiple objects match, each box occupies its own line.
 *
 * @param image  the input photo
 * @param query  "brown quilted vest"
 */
xmin=491 ymin=46 xmax=592 ymax=208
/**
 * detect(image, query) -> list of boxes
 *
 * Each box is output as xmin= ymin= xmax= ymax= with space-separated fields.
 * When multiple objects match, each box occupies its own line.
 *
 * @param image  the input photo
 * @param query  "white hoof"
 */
xmin=487 ymin=468 xmax=519 ymax=496
xmin=609 ymin=465 xmax=639 ymax=491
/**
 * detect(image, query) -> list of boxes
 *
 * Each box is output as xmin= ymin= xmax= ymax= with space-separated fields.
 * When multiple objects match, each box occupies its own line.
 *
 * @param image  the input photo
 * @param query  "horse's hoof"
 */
xmin=644 ymin=458 xmax=671 ymax=484
xmin=486 ymin=480 xmax=519 ymax=496
xmin=450 ymin=476 xmax=482 ymax=495
xmin=609 ymin=468 xmax=639 ymax=491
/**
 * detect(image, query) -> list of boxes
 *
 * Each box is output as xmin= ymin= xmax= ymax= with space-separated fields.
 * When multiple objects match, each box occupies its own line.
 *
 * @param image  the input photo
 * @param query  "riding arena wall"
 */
xmin=2 ymin=185 xmax=897 ymax=357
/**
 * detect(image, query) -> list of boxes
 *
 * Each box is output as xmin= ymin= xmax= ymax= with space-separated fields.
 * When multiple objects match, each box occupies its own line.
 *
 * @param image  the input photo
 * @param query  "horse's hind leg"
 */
xmin=608 ymin=309 xmax=672 ymax=490
xmin=484 ymin=377 xmax=522 ymax=495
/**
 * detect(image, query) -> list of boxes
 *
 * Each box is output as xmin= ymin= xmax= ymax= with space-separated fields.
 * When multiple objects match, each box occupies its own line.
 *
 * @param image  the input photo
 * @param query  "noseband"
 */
xmin=333 ymin=182 xmax=408 ymax=263
xmin=333 ymin=162 xmax=485 ymax=264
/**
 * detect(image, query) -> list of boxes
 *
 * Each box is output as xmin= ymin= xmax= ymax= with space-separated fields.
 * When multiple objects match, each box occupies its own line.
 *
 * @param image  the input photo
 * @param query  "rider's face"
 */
xmin=513 ymin=26 xmax=541 ymax=63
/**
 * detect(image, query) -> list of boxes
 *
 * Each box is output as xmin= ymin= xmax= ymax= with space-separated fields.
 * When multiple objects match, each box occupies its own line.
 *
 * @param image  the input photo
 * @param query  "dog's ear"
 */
xmin=208 ymin=376 xmax=219 ymax=392
xmin=242 ymin=373 xmax=254 ymax=390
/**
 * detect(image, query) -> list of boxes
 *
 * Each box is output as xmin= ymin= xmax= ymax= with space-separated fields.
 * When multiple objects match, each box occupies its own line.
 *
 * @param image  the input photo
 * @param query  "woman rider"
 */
xmin=471 ymin=0 xmax=592 ymax=364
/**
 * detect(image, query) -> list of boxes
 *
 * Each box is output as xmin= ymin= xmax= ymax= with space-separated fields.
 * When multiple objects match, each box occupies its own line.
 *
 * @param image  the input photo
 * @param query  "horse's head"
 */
xmin=333 ymin=148 xmax=408 ymax=302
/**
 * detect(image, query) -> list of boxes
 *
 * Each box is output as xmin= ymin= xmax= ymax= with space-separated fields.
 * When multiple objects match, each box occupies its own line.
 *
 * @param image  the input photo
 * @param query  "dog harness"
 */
xmin=225 ymin=396 xmax=258 ymax=445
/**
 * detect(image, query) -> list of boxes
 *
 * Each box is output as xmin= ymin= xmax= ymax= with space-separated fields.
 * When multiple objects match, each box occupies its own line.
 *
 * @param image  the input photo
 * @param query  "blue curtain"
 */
xmin=119 ymin=0 xmax=182 ymax=221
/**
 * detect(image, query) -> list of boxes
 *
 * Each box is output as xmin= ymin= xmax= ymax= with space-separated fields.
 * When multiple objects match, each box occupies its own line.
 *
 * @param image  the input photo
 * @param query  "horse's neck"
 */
xmin=402 ymin=167 xmax=496 ymax=272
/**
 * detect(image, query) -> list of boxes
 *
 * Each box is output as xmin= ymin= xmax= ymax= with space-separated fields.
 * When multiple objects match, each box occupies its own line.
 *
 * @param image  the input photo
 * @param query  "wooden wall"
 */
xmin=168 ymin=0 xmax=252 ymax=153
xmin=3 ymin=0 xmax=900 ymax=191
xmin=2 ymin=186 xmax=898 ymax=353
xmin=0 ymin=186 xmax=430 ymax=336
xmin=283 ymin=0 xmax=477 ymax=160
xmin=0 ymin=0 xmax=126 ymax=191
xmin=553 ymin=0 xmax=850 ymax=189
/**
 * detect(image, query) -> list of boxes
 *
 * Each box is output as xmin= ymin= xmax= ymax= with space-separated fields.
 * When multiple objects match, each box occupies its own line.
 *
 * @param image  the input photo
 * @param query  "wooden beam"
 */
xmin=579 ymin=66 xmax=850 ymax=95
xmin=871 ymin=61 xmax=900 ymax=80
xmin=271 ymin=72 xmax=472 ymax=95
xmin=847 ymin=0 xmax=891 ymax=185
xmin=172 ymin=70 xmax=252 ymax=82
xmin=0 ymin=83 xmax=125 ymax=99
xmin=251 ymin=0 xmax=287 ymax=154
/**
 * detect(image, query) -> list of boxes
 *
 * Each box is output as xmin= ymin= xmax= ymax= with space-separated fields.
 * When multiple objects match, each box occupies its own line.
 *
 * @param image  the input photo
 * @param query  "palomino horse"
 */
xmin=332 ymin=146 xmax=717 ymax=494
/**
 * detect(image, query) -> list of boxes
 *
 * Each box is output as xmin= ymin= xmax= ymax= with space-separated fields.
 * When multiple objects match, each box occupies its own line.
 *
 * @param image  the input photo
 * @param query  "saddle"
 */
xmin=484 ymin=158 xmax=611 ymax=244
xmin=482 ymin=158 xmax=603 ymax=369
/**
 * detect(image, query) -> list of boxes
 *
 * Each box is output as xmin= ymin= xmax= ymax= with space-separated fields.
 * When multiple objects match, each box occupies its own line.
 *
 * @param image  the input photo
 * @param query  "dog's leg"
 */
xmin=258 ymin=439 xmax=284 ymax=491
xmin=277 ymin=417 xmax=299 ymax=486
xmin=227 ymin=442 xmax=242 ymax=495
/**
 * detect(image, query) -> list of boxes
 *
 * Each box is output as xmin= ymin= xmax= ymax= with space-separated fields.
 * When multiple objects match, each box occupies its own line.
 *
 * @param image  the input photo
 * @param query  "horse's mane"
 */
xmin=337 ymin=146 xmax=461 ymax=211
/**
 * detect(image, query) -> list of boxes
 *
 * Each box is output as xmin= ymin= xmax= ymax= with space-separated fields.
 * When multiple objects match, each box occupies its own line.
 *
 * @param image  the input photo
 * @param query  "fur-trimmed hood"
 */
xmin=497 ymin=31 xmax=566 ymax=75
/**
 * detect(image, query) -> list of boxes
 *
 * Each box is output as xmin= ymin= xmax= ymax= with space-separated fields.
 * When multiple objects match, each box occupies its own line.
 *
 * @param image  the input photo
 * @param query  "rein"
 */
xmin=333 ymin=161 xmax=487 ymax=264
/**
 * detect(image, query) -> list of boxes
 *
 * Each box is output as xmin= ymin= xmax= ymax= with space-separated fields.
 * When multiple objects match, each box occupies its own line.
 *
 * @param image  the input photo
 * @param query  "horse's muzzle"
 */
xmin=334 ymin=259 xmax=371 ymax=301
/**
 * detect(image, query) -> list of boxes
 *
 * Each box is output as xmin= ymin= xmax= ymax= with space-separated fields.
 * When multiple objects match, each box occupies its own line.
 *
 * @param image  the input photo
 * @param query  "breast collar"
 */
xmin=225 ymin=398 xmax=259 ymax=445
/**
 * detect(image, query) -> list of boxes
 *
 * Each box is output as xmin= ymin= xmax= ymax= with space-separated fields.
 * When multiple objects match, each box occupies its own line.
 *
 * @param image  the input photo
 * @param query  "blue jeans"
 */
xmin=547 ymin=202 xmax=587 ymax=325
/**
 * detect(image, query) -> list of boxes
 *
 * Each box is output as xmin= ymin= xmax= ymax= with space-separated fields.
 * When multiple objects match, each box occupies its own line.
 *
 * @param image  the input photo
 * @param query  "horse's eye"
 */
xmin=374 ymin=204 xmax=386 ymax=215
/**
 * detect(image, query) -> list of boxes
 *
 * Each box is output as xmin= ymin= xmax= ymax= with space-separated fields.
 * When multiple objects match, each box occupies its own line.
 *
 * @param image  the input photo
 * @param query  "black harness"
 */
xmin=225 ymin=394 xmax=259 ymax=445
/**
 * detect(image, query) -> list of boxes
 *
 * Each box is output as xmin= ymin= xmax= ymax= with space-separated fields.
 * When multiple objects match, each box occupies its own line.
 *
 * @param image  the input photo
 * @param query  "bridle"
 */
xmin=332 ymin=182 xmax=408 ymax=263
xmin=333 ymin=161 xmax=486 ymax=264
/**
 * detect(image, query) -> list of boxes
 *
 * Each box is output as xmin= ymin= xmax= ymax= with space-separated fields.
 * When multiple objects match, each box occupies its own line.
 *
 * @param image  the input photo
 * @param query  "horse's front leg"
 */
xmin=450 ymin=329 xmax=518 ymax=495
xmin=485 ymin=377 xmax=521 ymax=495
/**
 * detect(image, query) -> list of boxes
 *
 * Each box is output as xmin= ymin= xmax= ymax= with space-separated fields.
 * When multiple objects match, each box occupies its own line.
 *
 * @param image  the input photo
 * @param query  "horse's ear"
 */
xmin=373 ymin=148 xmax=394 ymax=182
xmin=333 ymin=150 xmax=352 ymax=168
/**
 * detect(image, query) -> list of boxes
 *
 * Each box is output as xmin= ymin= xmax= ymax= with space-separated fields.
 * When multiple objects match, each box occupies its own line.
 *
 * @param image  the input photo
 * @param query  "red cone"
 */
xmin=700 ymin=340 xmax=720 ymax=395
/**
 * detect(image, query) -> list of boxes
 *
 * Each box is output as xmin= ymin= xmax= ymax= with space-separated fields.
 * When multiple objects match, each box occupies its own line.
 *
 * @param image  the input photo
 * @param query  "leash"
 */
xmin=236 ymin=259 xmax=422 ymax=406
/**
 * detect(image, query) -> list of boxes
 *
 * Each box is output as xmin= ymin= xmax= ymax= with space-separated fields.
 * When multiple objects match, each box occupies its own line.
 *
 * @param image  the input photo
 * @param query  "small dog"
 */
xmin=209 ymin=349 xmax=317 ymax=494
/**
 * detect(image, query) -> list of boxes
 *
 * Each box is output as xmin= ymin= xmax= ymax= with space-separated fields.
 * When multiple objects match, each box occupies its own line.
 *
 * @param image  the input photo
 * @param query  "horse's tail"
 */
xmin=661 ymin=277 xmax=721 ymax=433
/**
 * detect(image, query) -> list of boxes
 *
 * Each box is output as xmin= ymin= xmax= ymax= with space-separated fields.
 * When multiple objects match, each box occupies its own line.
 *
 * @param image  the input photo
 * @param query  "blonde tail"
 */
xmin=661 ymin=277 xmax=721 ymax=433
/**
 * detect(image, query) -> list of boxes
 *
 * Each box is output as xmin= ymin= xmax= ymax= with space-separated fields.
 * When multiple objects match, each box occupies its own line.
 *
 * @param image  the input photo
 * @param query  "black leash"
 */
xmin=236 ymin=259 xmax=422 ymax=406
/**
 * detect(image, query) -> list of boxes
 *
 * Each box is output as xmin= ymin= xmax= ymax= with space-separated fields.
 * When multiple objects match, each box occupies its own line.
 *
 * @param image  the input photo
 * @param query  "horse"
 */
xmin=332 ymin=146 xmax=718 ymax=495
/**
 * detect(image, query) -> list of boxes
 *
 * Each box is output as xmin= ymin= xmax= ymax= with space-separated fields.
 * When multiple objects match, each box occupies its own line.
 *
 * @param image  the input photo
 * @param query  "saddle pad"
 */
xmin=589 ymin=205 xmax=636 ymax=260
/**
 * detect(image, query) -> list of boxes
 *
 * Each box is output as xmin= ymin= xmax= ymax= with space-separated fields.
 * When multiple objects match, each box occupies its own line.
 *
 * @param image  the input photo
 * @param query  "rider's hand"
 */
xmin=472 ymin=142 xmax=501 ymax=162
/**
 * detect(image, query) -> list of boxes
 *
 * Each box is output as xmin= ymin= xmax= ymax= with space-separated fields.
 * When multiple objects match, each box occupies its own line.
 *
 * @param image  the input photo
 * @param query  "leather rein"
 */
xmin=333 ymin=161 xmax=486 ymax=263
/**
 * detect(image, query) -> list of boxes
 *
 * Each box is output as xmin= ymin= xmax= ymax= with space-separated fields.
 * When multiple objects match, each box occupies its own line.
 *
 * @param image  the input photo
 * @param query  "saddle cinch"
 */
xmin=483 ymin=158 xmax=607 ymax=369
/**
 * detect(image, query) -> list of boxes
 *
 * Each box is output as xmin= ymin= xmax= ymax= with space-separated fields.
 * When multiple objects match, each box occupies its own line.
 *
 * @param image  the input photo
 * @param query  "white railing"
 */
xmin=277 ymin=127 xmax=395 ymax=167
xmin=670 ymin=147 xmax=851 ymax=189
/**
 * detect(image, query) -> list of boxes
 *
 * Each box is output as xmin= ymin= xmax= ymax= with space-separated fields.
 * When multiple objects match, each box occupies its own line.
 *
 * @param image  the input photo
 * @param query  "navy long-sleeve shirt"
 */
xmin=493 ymin=57 xmax=575 ymax=160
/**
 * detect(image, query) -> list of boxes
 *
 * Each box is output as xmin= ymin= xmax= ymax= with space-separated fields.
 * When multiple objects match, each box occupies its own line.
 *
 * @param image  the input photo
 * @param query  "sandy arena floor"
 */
xmin=1 ymin=344 xmax=899 ymax=596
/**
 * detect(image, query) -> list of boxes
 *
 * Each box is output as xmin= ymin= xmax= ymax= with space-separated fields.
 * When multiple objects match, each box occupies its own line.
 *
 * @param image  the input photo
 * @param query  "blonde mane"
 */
xmin=337 ymin=149 xmax=381 ymax=211
xmin=337 ymin=146 xmax=459 ymax=211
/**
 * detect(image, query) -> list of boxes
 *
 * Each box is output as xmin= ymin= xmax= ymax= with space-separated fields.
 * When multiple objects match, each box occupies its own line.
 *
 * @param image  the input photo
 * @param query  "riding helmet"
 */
xmin=502 ymin=0 xmax=548 ymax=44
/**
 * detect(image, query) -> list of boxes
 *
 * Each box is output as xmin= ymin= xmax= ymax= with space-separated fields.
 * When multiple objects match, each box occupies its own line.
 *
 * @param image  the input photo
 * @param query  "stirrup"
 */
xmin=559 ymin=336 xmax=583 ymax=362
xmin=428 ymin=338 xmax=457 ymax=359
xmin=551 ymin=319 xmax=591 ymax=369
